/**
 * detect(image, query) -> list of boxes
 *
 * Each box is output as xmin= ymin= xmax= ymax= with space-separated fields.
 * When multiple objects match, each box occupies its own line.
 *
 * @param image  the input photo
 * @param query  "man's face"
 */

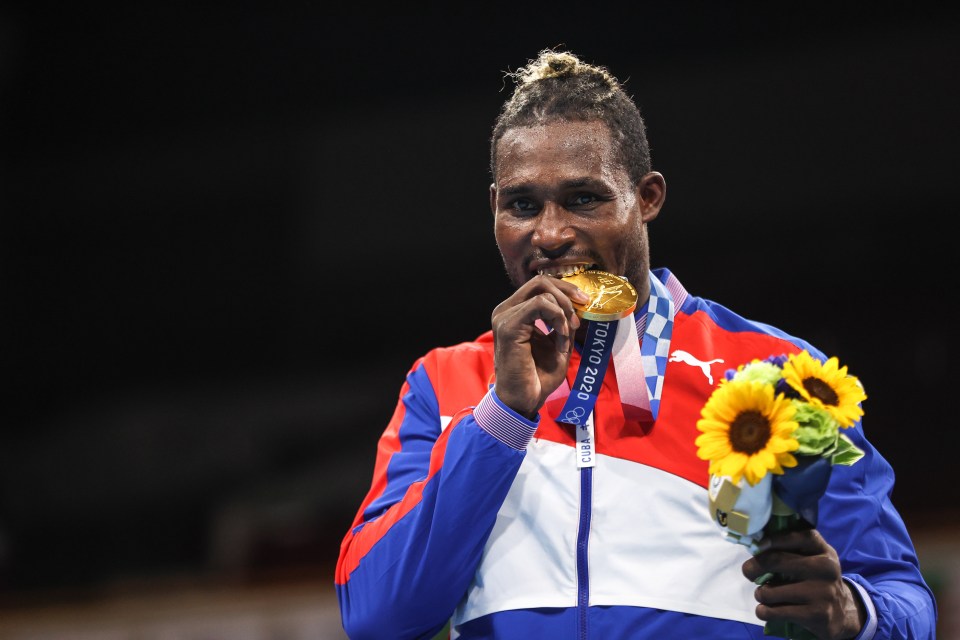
xmin=491 ymin=119 xmax=660 ymax=291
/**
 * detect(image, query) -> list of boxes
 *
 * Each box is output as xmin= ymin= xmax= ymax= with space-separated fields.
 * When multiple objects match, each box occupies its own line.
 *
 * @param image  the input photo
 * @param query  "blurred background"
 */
xmin=2 ymin=4 xmax=958 ymax=639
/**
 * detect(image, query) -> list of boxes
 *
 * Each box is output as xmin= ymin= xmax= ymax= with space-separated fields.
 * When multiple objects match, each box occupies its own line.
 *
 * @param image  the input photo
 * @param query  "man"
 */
xmin=335 ymin=49 xmax=936 ymax=639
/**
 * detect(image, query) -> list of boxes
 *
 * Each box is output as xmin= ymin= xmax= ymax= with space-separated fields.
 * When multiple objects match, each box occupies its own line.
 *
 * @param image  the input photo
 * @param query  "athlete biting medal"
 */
xmin=555 ymin=270 xmax=637 ymax=428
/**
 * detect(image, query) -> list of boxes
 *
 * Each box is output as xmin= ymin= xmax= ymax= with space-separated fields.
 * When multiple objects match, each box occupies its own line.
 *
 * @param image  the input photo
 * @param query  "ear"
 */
xmin=636 ymin=171 xmax=666 ymax=223
xmin=489 ymin=182 xmax=498 ymax=216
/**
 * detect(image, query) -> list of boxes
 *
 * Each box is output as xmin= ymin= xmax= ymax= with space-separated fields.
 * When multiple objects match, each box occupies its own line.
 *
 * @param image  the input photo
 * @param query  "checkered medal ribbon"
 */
xmin=640 ymin=271 xmax=675 ymax=420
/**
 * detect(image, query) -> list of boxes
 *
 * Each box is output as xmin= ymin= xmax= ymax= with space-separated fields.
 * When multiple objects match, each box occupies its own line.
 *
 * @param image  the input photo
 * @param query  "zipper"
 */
xmin=576 ymin=465 xmax=592 ymax=639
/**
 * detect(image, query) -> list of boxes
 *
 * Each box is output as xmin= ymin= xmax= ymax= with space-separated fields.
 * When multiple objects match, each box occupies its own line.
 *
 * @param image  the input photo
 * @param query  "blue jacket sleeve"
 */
xmin=335 ymin=362 xmax=532 ymax=640
xmin=818 ymin=421 xmax=938 ymax=639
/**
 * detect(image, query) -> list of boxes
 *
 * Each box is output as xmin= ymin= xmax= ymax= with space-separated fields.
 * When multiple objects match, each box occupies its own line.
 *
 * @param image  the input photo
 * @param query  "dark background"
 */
xmin=2 ymin=3 xmax=958 ymax=603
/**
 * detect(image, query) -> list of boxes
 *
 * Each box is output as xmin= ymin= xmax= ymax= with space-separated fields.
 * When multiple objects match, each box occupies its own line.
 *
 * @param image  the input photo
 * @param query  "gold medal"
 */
xmin=562 ymin=270 xmax=638 ymax=322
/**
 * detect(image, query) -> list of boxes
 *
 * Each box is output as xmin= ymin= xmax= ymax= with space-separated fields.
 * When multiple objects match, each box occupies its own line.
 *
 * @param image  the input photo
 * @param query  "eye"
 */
xmin=568 ymin=192 xmax=608 ymax=210
xmin=510 ymin=198 xmax=540 ymax=216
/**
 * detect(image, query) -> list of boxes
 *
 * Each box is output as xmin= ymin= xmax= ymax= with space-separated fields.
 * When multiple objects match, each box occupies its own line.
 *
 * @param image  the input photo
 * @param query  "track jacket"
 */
xmin=336 ymin=268 xmax=936 ymax=639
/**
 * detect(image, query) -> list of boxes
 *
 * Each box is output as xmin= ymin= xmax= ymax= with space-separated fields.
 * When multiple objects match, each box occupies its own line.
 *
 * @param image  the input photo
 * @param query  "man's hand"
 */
xmin=491 ymin=275 xmax=588 ymax=419
xmin=742 ymin=528 xmax=867 ymax=640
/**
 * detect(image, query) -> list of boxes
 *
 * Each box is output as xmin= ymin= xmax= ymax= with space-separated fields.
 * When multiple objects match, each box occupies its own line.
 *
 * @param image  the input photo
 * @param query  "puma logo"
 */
xmin=668 ymin=350 xmax=724 ymax=385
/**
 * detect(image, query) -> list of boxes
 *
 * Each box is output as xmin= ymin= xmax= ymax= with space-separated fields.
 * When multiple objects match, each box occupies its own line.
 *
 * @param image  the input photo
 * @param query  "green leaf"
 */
xmin=830 ymin=433 xmax=865 ymax=466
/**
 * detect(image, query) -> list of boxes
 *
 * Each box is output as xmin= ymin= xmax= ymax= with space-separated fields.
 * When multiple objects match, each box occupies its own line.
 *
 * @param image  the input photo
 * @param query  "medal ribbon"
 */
xmin=554 ymin=271 xmax=675 ymax=424
xmin=638 ymin=271 xmax=675 ymax=420
xmin=611 ymin=314 xmax=647 ymax=420
xmin=557 ymin=319 xmax=617 ymax=425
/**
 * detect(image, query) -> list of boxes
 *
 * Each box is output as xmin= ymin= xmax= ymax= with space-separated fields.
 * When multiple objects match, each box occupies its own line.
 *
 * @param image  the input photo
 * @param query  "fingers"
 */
xmin=753 ymin=580 xmax=857 ymax=640
xmin=501 ymin=274 xmax=588 ymax=316
xmin=745 ymin=551 xmax=840 ymax=587
xmin=743 ymin=529 xmax=836 ymax=583
xmin=757 ymin=528 xmax=831 ymax=556
xmin=493 ymin=274 xmax=587 ymax=347
xmin=743 ymin=529 xmax=860 ymax=639
xmin=743 ymin=530 xmax=839 ymax=621
xmin=496 ymin=292 xmax=574 ymax=353
xmin=754 ymin=578 xmax=838 ymax=607
xmin=491 ymin=275 xmax=591 ymax=418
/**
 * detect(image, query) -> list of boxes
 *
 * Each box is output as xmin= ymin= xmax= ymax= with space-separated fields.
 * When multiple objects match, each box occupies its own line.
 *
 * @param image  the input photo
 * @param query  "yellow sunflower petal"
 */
xmin=744 ymin=455 xmax=769 ymax=485
xmin=755 ymin=448 xmax=776 ymax=470
xmin=779 ymin=453 xmax=798 ymax=468
xmin=717 ymin=451 xmax=749 ymax=484
xmin=695 ymin=434 xmax=729 ymax=457
xmin=695 ymin=435 xmax=732 ymax=461
xmin=696 ymin=418 xmax=731 ymax=434
xmin=783 ymin=350 xmax=867 ymax=428
xmin=694 ymin=377 xmax=802 ymax=486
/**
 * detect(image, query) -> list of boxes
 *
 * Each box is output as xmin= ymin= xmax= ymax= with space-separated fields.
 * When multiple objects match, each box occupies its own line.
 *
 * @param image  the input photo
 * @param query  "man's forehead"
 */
xmin=497 ymin=120 xmax=615 ymax=156
xmin=494 ymin=121 xmax=624 ymax=191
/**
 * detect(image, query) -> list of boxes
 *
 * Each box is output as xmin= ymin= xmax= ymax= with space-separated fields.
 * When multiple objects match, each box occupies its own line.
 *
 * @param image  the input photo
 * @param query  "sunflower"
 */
xmin=695 ymin=379 xmax=800 ymax=486
xmin=781 ymin=350 xmax=867 ymax=428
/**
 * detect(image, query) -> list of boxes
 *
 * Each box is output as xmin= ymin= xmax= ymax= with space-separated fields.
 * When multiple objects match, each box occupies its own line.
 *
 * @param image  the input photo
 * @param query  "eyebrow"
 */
xmin=497 ymin=177 xmax=604 ymax=198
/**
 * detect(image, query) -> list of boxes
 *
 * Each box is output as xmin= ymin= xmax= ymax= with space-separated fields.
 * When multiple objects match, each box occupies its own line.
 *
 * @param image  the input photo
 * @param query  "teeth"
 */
xmin=537 ymin=264 xmax=594 ymax=278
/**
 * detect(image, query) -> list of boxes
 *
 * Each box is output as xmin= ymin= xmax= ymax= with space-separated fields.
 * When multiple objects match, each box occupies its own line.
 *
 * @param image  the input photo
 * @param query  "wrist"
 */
xmin=476 ymin=390 xmax=539 ymax=451
xmin=840 ymin=578 xmax=869 ymax=639
xmin=492 ymin=384 xmax=539 ymax=420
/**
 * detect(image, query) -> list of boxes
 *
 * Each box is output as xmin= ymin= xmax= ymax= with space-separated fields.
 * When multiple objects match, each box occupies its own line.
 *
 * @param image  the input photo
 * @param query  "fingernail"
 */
xmin=573 ymin=289 xmax=589 ymax=303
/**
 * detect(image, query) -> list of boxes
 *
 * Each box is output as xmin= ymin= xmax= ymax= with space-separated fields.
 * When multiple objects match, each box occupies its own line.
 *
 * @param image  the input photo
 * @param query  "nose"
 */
xmin=531 ymin=204 xmax=575 ymax=256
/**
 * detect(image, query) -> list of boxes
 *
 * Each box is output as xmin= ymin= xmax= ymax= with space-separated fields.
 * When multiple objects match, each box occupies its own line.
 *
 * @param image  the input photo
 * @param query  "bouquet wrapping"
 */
xmin=695 ymin=350 xmax=867 ymax=639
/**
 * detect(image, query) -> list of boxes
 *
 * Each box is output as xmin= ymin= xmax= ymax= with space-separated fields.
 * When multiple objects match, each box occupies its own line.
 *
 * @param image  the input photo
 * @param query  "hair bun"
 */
xmin=514 ymin=50 xmax=581 ymax=84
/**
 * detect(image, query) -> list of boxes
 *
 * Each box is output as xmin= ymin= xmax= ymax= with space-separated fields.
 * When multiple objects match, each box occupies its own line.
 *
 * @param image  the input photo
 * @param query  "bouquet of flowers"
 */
xmin=695 ymin=350 xmax=867 ymax=639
